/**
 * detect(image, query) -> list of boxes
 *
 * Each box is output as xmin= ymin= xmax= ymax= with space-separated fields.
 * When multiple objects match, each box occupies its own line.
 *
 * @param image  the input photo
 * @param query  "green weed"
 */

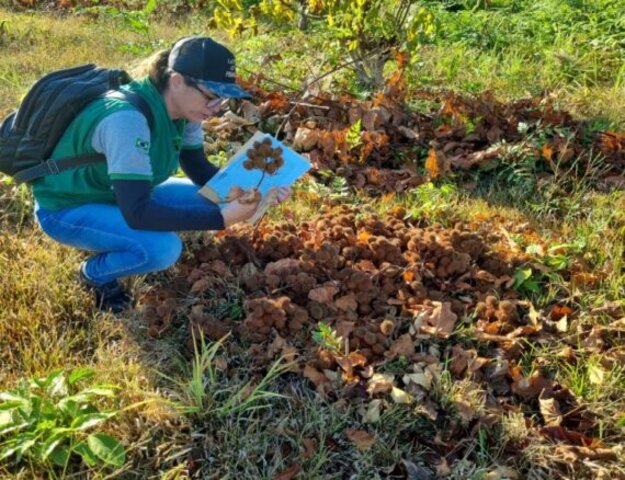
xmin=312 ymin=322 xmax=343 ymax=355
xmin=404 ymin=181 xmax=460 ymax=224
xmin=0 ymin=369 xmax=125 ymax=472
xmin=162 ymin=333 xmax=288 ymax=418
xmin=559 ymin=355 xmax=623 ymax=403
xmin=303 ymin=170 xmax=352 ymax=201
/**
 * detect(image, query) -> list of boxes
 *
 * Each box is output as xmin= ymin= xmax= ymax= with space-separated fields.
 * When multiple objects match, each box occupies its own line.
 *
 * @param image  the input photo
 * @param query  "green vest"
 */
xmin=32 ymin=77 xmax=186 ymax=211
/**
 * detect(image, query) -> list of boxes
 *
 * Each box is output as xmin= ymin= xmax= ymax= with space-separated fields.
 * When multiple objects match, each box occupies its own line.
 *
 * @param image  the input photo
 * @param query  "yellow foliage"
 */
xmin=308 ymin=0 xmax=325 ymax=14
xmin=407 ymin=7 xmax=436 ymax=45
xmin=260 ymin=0 xmax=296 ymax=23
xmin=216 ymin=0 xmax=243 ymax=10
xmin=214 ymin=4 xmax=255 ymax=38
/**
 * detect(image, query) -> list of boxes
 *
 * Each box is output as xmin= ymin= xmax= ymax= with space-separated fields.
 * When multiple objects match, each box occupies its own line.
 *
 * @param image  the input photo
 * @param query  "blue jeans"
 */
xmin=35 ymin=178 xmax=206 ymax=286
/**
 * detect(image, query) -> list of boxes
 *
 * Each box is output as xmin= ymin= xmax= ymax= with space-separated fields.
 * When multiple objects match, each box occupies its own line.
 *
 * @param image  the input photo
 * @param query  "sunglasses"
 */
xmin=185 ymin=77 xmax=227 ymax=110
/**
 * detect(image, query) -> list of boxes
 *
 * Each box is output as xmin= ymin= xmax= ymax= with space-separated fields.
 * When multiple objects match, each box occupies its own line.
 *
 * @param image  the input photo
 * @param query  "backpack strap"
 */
xmin=104 ymin=90 xmax=155 ymax=130
xmin=13 ymin=90 xmax=156 ymax=184
xmin=13 ymin=152 xmax=106 ymax=184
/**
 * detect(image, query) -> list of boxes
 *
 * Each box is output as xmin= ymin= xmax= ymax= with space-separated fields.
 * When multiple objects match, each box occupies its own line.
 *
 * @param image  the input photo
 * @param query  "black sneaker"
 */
xmin=79 ymin=264 xmax=134 ymax=314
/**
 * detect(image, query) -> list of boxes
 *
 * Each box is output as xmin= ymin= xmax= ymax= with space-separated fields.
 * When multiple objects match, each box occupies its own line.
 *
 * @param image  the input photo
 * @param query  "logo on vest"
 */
xmin=135 ymin=138 xmax=150 ymax=154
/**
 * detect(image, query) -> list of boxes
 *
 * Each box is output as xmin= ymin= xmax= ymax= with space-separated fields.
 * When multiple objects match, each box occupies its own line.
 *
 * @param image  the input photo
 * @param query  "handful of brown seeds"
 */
xmin=244 ymin=138 xmax=285 ymax=175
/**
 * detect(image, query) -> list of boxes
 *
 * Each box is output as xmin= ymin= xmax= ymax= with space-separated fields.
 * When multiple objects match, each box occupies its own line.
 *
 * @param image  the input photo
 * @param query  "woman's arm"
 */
xmin=179 ymin=122 xmax=219 ymax=185
xmin=179 ymin=147 xmax=219 ymax=186
xmin=113 ymin=179 xmax=260 ymax=230
xmin=112 ymin=179 xmax=225 ymax=231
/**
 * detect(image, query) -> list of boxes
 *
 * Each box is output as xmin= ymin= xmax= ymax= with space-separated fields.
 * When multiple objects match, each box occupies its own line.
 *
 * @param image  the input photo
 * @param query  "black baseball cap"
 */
xmin=168 ymin=36 xmax=251 ymax=98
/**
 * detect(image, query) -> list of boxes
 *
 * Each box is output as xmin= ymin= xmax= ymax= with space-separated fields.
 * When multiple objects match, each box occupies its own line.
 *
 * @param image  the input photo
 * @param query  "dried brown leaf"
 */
xmin=303 ymin=365 xmax=329 ymax=387
xmin=511 ymin=371 xmax=554 ymax=401
xmin=367 ymin=373 xmax=395 ymax=395
xmin=540 ymin=426 xmax=605 ymax=448
xmin=190 ymin=278 xmax=212 ymax=294
xmin=421 ymin=302 xmax=457 ymax=338
xmin=450 ymin=344 xmax=472 ymax=377
xmin=425 ymin=148 xmax=450 ymax=179
xmin=581 ymin=325 xmax=605 ymax=352
xmin=267 ymin=334 xmax=287 ymax=359
xmin=264 ymin=258 xmax=301 ymax=276
xmin=385 ymin=333 xmax=415 ymax=360
xmin=274 ymin=462 xmax=301 ymax=480
xmin=293 ymin=127 xmax=320 ymax=151
xmin=308 ymin=285 xmax=339 ymax=304
xmin=453 ymin=396 xmax=475 ymax=425
xmin=554 ymin=445 xmax=617 ymax=462
xmin=345 ymin=428 xmax=375 ymax=451
xmin=335 ymin=293 xmax=358 ymax=312
xmin=539 ymin=390 xmax=562 ymax=426
xmin=301 ymin=438 xmax=317 ymax=460
xmin=335 ymin=321 xmax=355 ymax=339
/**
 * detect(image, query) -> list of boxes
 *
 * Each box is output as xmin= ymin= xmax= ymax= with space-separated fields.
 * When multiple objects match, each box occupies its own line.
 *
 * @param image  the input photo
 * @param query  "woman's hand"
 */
xmin=225 ymin=186 xmax=244 ymax=202
xmin=220 ymin=189 xmax=260 ymax=227
xmin=220 ymin=186 xmax=291 ymax=227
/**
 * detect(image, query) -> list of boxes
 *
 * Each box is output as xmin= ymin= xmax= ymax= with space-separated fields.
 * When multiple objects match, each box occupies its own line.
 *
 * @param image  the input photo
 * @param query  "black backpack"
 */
xmin=0 ymin=64 xmax=155 ymax=184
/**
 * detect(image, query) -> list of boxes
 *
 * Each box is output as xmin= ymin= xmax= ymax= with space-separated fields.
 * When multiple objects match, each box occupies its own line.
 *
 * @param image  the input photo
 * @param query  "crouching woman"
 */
xmin=32 ymin=36 xmax=290 ymax=313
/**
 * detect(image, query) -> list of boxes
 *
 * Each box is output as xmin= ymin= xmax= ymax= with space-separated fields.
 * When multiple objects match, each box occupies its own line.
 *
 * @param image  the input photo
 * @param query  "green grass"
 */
xmin=0 ymin=3 xmax=624 ymax=479
xmin=414 ymin=0 xmax=625 ymax=127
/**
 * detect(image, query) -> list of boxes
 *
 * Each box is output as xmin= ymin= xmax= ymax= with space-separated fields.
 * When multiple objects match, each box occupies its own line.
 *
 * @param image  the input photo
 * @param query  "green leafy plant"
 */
xmin=405 ymin=181 xmax=459 ymax=222
xmin=510 ymin=238 xmax=588 ymax=299
xmin=312 ymin=321 xmax=342 ymax=354
xmin=511 ymin=267 xmax=541 ymax=295
xmin=213 ymin=0 xmax=436 ymax=89
xmin=304 ymin=170 xmax=351 ymax=200
xmin=346 ymin=118 xmax=363 ymax=150
xmin=528 ymin=241 xmax=586 ymax=271
xmin=0 ymin=368 xmax=125 ymax=470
